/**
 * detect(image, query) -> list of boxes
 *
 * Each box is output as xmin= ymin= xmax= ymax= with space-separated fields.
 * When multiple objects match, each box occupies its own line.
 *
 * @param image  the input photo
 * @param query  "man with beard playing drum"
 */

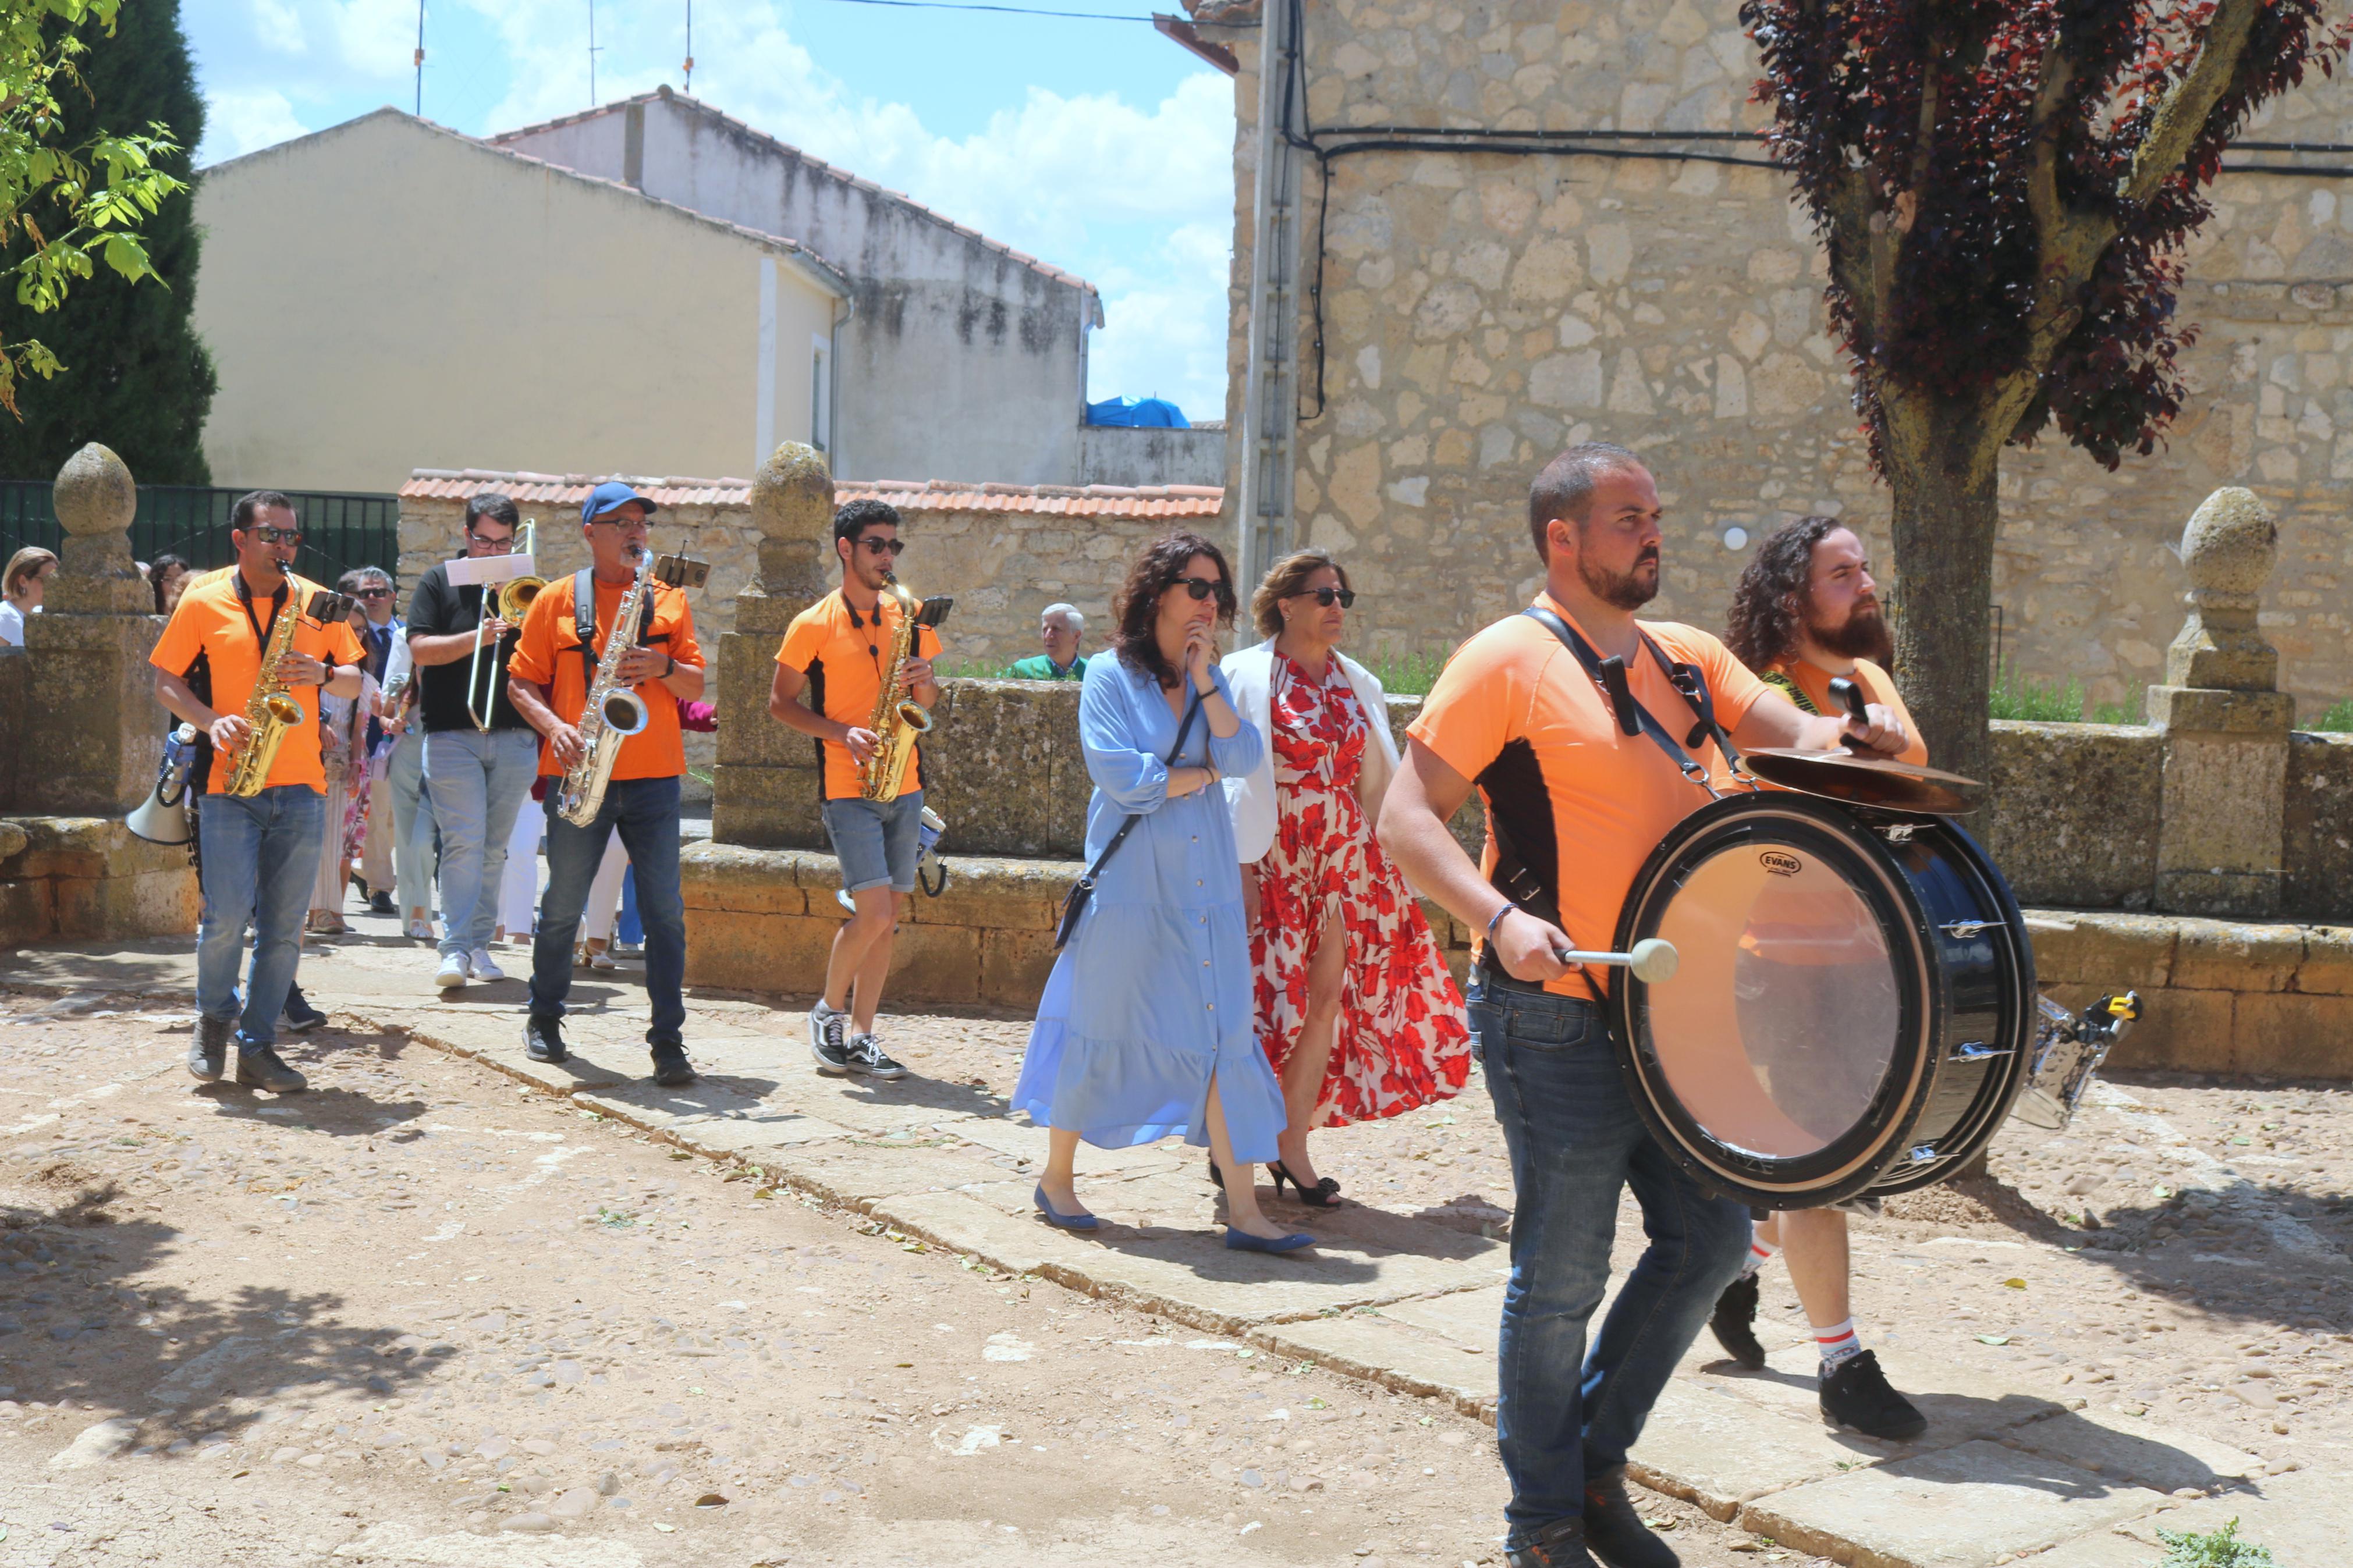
xmin=1379 ymin=445 xmax=1911 ymax=1568
xmin=1709 ymin=515 xmax=1928 ymax=1441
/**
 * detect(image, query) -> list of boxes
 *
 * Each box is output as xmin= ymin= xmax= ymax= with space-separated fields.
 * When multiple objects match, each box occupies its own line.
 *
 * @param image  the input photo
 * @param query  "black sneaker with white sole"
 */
xmin=188 ymin=1014 xmax=233 ymax=1082
xmin=811 ymin=1007 xmax=851 ymax=1076
xmin=1819 ymin=1349 xmax=1926 ymax=1441
xmin=846 ymin=1033 xmax=906 ymax=1080
xmin=282 ymin=984 xmax=328 ymax=1033
xmin=650 ymin=1043 xmax=696 ymax=1088
xmin=233 ymin=1041 xmax=308 ymax=1094
xmin=1709 ymin=1272 xmax=1768 ymax=1370
xmin=526 ymin=1015 xmax=569 ymax=1064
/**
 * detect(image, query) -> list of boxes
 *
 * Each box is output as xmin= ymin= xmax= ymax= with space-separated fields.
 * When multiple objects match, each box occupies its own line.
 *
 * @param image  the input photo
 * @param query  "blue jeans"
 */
xmin=196 ymin=785 xmax=326 ymax=1048
xmin=528 ymin=774 xmax=687 ymax=1046
xmin=617 ymin=867 xmax=643 ymax=947
xmin=1469 ymin=972 xmax=1751 ymax=1541
xmin=385 ymin=731 xmax=436 ymax=921
xmin=423 ymin=727 xmax=540 ymax=958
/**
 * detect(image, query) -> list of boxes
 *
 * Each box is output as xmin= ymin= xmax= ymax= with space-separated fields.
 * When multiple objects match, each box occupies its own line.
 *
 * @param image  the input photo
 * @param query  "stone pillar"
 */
xmin=20 ymin=443 xmax=166 ymax=815
xmin=2145 ymin=486 xmax=2295 ymax=918
xmin=711 ymin=442 xmax=836 ymax=847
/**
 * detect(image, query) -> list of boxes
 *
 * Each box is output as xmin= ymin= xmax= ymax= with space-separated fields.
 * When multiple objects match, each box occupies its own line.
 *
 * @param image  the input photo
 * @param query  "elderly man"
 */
xmin=1005 ymin=602 xmax=1085 ymax=680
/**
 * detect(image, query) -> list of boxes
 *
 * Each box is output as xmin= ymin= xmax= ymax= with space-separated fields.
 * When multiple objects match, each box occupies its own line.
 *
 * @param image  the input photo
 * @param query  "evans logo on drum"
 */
xmin=1758 ymin=850 xmax=1804 ymax=877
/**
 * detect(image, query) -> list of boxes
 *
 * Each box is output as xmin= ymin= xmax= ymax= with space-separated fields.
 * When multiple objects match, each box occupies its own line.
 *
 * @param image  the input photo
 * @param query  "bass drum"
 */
xmin=1608 ymin=793 xmax=2035 ymax=1208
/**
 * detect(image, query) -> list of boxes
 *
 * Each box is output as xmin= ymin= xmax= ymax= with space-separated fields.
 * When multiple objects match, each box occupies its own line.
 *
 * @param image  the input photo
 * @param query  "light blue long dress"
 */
xmin=1012 ymin=655 xmax=1286 ymax=1157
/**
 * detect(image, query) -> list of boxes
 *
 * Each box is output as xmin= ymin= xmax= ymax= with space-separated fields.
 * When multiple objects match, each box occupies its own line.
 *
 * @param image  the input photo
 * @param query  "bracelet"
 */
xmin=663 ymin=654 xmax=676 ymax=679
xmin=1485 ymin=903 xmax=1516 ymax=943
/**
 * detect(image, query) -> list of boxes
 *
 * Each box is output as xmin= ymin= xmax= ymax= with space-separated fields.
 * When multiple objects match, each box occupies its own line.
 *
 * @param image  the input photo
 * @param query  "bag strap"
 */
xmin=1635 ymin=628 xmax=1748 ymax=776
xmin=572 ymin=568 xmax=599 ymax=688
xmin=1074 ymin=690 xmax=1207 ymax=891
xmin=1521 ymin=606 xmax=1719 ymax=798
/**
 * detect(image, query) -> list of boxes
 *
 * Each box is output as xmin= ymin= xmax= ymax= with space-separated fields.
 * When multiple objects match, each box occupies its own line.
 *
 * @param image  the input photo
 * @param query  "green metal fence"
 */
xmin=0 ymin=482 xmax=401 ymax=599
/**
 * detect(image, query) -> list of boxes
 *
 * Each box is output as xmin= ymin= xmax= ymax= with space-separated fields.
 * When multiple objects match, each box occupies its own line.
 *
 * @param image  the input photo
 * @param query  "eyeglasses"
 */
xmin=466 ymin=531 xmax=516 ymax=552
xmin=356 ymin=587 xmax=393 ymax=600
xmin=1296 ymin=586 xmax=1356 ymax=609
xmin=856 ymin=537 xmax=907 ymax=557
xmin=244 ymin=526 xmax=303 ymax=546
xmin=1177 ymin=576 xmax=1223 ymax=600
xmin=590 ymin=514 xmax=650 ymax=529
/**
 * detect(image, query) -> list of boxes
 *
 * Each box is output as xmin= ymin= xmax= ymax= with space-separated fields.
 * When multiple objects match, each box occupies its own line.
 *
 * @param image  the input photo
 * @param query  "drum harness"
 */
xmin=1482 ymin=607 xmax=1756 ymax=994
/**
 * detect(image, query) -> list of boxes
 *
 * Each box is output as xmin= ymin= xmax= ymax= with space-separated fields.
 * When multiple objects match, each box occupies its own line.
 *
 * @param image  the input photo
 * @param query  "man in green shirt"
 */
xmin=1004 ymin=602 xmax=1087 ymax=680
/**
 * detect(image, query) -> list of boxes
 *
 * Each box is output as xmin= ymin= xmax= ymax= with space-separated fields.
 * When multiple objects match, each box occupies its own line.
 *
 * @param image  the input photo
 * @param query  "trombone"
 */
xmin=466 ymin=518 xmax=545 ymax=731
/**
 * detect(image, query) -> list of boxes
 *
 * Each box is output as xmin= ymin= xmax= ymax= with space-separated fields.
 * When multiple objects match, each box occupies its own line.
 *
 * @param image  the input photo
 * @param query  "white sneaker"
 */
xmin=434 ymin=952 xmax=469 ymax=990
xmin=407 ymin=918 xmax=436 ymax=942
xmin=588 ymin=948 xmax=619 ymax=972
xmin=467 ymin=949 xmax=507 ymax=982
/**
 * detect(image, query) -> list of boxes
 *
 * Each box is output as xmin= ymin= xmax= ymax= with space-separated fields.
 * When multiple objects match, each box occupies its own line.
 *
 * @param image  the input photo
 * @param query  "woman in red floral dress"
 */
xmin=1222 ymin=550 xmax=1472 ymax=1206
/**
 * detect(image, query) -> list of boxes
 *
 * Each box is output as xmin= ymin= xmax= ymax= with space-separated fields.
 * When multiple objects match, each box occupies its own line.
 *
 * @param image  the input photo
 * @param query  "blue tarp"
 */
xmin=1086 ymin=396 xmax=1190 ymax=429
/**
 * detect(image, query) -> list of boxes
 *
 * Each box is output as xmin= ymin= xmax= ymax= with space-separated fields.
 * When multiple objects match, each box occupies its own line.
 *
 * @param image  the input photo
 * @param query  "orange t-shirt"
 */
xmin=1761 ymin=656 xmax=1929 ymax=766
xmin=1406 ymin=593 xmax=1769 ymax=1001
xmin=775 ymin=588 xmax=945 ymax=801
xmin=506 ymin=570 xmax=701 ymax=781
xmin=149 ymin=568 xmax=369 ymax=796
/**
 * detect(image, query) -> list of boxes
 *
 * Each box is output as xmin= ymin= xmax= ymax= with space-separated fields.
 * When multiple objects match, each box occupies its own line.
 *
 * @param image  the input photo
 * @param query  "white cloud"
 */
xmin=249 ymin=0 xmax=307 ymax=55
xmin=329 ymin=0 xmax=418 ymax=80
xmin=197 ymin=87 xmax=310 ymax=165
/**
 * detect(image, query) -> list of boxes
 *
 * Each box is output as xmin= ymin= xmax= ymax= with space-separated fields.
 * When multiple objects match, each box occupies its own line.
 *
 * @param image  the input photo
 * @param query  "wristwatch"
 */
xmin=663 ymin=654 xmax=676 ymax=679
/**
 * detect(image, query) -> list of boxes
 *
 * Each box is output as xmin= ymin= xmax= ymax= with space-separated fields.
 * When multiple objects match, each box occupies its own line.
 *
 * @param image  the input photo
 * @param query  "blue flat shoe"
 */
xmin=1033 ymin=1184 xmax=1099 ymax=1231
xmin=1224 ymin=1227 xmax=1315 ymax=1253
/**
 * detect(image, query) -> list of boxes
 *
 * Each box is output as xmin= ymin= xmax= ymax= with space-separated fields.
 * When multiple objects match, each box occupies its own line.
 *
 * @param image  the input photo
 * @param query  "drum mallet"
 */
xmin=1550 ymin=937 xmax=1680 ymax=984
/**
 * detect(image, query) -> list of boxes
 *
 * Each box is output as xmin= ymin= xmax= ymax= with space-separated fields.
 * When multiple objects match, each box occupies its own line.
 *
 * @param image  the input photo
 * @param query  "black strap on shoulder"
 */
xmin=1521 ymin=606 xmax=1719 ymax=798
xmin=1636 ymin=629 xmax=1747 ymax=776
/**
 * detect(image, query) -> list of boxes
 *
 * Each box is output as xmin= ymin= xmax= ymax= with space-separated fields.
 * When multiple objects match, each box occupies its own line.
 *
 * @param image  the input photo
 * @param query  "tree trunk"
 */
xmin=1882 ymin=402 xmax=2000 ymax=788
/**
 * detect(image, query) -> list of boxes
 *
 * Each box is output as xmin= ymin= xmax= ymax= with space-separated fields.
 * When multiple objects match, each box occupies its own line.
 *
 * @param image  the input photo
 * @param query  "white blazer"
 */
xmin=1220 ymin=638 xmax=1401 ymax=864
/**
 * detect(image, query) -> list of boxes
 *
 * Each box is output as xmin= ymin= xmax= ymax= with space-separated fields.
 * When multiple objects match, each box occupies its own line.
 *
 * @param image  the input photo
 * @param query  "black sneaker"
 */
xmin=1709 ymin=1272 xmax=1768 ymax=1370
xmin=1581 ymin=1466 xmax=1680 ymax=1568
xmin=1820 ymin=1349 xmax=1926 ymax=1441
xmin=846 ymin=1032 xmax=906 ymax=1080
xmin=282 ymin=985 xmax=328 ymax=1034
xmin=525 ymin=1016 xmax=569 ymax=1064
xmin=188 ymin=1015 xmax=232 ymax=1082
xmin=233 ymin=1041 xmax=308 ymax=1094
xmin=810 ymin=1007 xmax=851 ymax=1076
xmin=1505 ymin=1519 xmax=1599 ymax=1568
xmin=368 ymin=891 xmax=396 ymax=915
xmin=650 ymin=1043 xmax=696 ymax=1088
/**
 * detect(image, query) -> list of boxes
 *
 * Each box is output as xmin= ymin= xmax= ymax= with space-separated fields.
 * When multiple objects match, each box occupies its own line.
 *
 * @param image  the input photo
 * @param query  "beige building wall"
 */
xmin=1212 ymin=0 xmax=2353 ymax=720
xmin=194 ymin=111 xmax=843 ymax=497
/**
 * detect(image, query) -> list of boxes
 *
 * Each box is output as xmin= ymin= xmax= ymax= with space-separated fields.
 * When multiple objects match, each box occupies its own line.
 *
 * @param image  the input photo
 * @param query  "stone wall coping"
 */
xmin=682 ymin=841 xmax=1083 ymax=892
xmin=2028 ymin=908 xmax=2353 ymax=997
xmin=403 ymin=470 xmax=1225 ymax=517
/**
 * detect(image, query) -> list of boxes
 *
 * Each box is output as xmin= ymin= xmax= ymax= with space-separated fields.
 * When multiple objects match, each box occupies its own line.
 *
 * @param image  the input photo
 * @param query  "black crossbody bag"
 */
xmin=1054 ymin=692 xmax=1205 ymax=951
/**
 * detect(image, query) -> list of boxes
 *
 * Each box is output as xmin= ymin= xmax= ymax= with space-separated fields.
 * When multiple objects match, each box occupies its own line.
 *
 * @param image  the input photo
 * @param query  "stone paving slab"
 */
xmin=2006 ymin=1409 xmax=2261 ymax=1495
xmin=1741 ymin=1439 xmax=2170 ymax=1568
xmin=1249 ymin=1313 xmax=1499 ymax=1413
xmin=2018 ymin=1463 xmax=2341 ymax=1567
xmin=1628 ymin=1378 xmax=1880 ymax=1521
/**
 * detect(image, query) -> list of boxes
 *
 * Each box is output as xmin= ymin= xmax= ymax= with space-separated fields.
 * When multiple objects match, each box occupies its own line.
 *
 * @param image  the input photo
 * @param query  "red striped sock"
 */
xmin=1739 ymin=1235 xmax=1780 ymax=1280
xmin=1814 ymin=1318 xmax=1861 ymax=1369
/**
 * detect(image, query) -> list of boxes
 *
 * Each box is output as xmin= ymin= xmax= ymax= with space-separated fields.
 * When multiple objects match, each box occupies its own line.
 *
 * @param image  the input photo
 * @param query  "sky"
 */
xmin=183 ymin=0 xmax=1238 ymax=422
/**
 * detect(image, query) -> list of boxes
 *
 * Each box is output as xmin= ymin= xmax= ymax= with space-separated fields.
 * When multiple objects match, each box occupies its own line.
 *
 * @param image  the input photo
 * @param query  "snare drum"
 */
xmin=1608 ymin=792 xmax=2036 ymax=1208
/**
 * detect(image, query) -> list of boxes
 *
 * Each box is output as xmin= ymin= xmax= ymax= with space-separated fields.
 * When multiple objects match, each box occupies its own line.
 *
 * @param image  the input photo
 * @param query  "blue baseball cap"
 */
xmin=581 ymin=479 xmax=658 ymax=524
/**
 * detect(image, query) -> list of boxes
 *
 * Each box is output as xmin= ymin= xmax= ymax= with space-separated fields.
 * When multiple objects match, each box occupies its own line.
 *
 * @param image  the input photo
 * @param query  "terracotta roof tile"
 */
xmin=401 ymin=470 xmax=1223 ymax=518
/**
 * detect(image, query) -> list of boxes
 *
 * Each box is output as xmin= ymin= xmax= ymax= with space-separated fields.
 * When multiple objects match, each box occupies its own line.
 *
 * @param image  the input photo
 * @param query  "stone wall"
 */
xmin=0 ymin=818 xmax=200 ymax=948
xmin=1210 ymin=0 xmax=2353 ymax=720
xmin=1077 ymin=425 xmax=1230 ymax=489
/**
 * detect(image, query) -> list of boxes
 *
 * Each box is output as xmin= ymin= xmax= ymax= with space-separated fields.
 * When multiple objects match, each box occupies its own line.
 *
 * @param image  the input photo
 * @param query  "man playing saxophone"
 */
xmin=768 ymin=499 xmax=943 ymax=1080
xmin=506 ymin=481 xmax=705 ymax=1085
xmin=151 ymin=490 xmax=368 ymax=1094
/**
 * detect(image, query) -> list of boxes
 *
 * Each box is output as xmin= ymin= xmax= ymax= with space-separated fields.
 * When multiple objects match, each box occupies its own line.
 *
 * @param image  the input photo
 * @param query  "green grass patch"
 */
xmin=2311 ymin=697 xmax=2353 ymax=733
xmin=1368 ymin=649 xmax=1450 ymax=696
xmin=2157 ymin=1519 xmax=2276 ymax=1567
xmin=1987 ymin=664 xmax=2088 ymax=723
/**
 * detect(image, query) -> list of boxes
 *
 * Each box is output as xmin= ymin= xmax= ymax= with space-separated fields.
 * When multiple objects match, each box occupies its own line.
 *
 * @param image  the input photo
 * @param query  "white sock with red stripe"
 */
xmin=1738 ymin=1231 xmax=1780 ymax=1280
xmin=1813 ymin=1318 xmax=1862 ymax=1370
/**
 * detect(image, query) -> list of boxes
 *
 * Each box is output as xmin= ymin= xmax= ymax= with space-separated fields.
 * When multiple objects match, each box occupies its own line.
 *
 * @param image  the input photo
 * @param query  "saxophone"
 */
xmin=222 ymin=584 xmax=317 ymax=798
xmin=555 ymin=546 xmax=654 ymax=826
xmin=859 ymin=573 xmax=934 ymax=802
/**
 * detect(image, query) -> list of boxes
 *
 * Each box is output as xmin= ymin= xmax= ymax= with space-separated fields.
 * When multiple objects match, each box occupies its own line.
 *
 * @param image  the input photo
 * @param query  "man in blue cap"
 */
xmin=506 ymin=479 xmax=707 ymax=1085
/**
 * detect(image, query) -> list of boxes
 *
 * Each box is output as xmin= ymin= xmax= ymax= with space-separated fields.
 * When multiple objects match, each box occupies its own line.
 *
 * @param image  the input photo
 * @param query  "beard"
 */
xmin=1580 ymin=548 xmax=1660 ymax=611
xmin=1811 ymin=602 xmax=1894 ymax=664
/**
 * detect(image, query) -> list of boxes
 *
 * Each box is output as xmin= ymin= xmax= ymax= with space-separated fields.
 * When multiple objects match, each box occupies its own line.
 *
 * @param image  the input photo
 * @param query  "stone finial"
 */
xmin=739 ymin=442 xmax=834 ymax=624
xmin=45 ymin=440 xmax=145 ymax=615
xmin=53 ymin=442 xmax=135 ymax=536
xmin=2164 ymin=486 xmax=2278 ymax=693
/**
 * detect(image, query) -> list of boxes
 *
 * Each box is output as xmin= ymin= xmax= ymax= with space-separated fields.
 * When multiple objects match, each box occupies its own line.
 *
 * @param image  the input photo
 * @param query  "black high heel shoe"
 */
xmin=1207 ymin=1155 xmax=1224 ymax=1189
xmin=1270 ymin=1160 xmax=1342 ymax=1207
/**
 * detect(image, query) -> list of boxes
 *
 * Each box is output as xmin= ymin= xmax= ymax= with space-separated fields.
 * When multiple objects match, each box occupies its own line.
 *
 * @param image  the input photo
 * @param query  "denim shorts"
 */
xmin=822 ymin=791 xmax=925 ymax=894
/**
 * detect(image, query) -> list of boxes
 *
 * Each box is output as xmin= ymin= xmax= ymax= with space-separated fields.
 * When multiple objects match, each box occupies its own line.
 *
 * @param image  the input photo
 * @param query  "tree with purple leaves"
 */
xmin=1741 ymin=0 xmax=2350 ymax=781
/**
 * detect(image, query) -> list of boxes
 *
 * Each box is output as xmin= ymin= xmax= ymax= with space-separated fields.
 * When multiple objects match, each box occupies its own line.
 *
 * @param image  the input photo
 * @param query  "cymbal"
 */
xmin=1738 ymin=749 xmax=1982 ymax=815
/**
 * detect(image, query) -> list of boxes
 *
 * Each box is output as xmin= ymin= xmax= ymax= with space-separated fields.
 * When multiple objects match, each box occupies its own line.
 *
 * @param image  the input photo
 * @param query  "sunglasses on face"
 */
xmin=1297 ymin=586 xmax=1355 ymax=609
xmin=356 ymin=587 xmax=393 ymax=600
xmin=245 ymin=527 xmax=302 ymax=546
xmin=855 ymin=536 xmax=907 ymax=557
xmin=1177 ymin=576 xmax=1224 ymax=600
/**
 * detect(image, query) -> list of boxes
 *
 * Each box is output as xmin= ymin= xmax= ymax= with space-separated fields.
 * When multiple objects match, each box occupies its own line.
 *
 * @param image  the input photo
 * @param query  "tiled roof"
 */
xmin=402 ymin=470 xmax=1225 ymax=518
xmin=491 ymin=89 xmax=1102 ymax=319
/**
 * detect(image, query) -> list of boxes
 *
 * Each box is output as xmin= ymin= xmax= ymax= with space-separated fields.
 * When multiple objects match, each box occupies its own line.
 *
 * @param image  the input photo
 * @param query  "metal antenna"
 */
xmin=683 ymin=0 xmax=694 ymax=93
xmin=588 ymin=0 xmax=601 ymax=103
xmin=413 ymin=0 xmax=425 ymax=116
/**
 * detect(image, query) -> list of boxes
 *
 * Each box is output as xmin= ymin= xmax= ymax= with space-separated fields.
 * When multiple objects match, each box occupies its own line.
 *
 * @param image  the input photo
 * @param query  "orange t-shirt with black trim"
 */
xmin=775 ymin=588 xmax=945 ymax=801
xmin=149 ymin=568 xmax=369 ymax=796
xmin=1761 ymin=656 xmax=1929 ymax=766
xmin=506 ymin=571 xmax=701 ymax=781
xmin=1406 ymin=593 xmax=1770 ymax=1001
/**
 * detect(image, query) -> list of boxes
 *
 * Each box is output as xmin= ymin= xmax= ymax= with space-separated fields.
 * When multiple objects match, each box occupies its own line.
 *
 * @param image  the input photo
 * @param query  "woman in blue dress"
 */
xmin=1013 ymin=532 xmax=1313 ymax=1252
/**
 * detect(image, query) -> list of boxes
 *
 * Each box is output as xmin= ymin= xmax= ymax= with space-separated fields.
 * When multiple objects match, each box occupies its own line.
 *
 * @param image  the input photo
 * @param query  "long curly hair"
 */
xmin=1725 ymin=515 xmax=1845 ymax=673
xmin=1111 ymin=531 xmax=1237 ymax=689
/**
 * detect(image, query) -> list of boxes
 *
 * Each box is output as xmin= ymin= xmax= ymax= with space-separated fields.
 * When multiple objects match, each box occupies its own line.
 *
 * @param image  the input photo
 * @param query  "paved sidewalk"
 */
xmin=2 ymin=933 xmax=2338 ymax=1568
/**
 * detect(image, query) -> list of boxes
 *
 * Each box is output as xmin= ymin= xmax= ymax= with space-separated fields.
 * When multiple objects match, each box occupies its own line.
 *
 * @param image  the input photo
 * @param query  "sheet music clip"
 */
xmin=654 ymin=553 xmax=712 ymax=591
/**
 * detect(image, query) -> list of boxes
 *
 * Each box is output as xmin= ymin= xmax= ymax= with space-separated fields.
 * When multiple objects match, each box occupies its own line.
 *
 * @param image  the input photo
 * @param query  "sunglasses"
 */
xmin=244 ymin=526 xmax=303 ymax=546
xmin=856 ymin=536 xmax=907 ymax=557
xmin=1176 ymin=575 xmax=1224 ymax=600
xmin=356 ymin=587 xmax=393 ymax=599
xmin=1296 ymin=586 xmax=1356 ymax=609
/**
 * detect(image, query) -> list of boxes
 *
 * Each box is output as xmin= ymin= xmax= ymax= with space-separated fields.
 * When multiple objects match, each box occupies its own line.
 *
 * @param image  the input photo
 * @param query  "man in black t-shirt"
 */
xmin=405 ymin=493 xmax=542 ymax=991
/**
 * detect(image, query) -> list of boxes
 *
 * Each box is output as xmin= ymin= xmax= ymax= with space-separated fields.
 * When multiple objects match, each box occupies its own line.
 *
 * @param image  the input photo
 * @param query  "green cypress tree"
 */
xmin=0 ymin=0 xmax=214 ymax=483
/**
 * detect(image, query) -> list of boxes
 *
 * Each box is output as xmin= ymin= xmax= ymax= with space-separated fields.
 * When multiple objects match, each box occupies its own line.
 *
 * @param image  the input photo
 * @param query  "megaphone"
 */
xmin=127 ymin=723 xmax=200 ymax=846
